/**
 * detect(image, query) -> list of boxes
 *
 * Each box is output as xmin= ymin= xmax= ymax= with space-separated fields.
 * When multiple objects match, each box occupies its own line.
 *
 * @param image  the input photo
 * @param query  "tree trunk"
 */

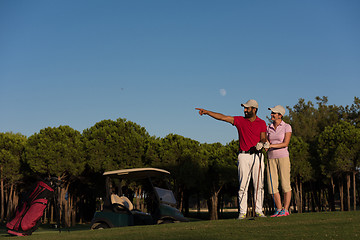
xmin=71 ymin=195 xmax=76 ymax=227
xmin=54 ymin=186 xmax=61 ymax=227
xmin=179 ymin=188 xmax=184 ymax=213
xmin=60 ymin=182 xmax=70 ymax=227
xmin=323 ymin=189 xmax=329 ymax=211
xmin=50 ymin=204 xmax=54 ymax=223
xmin=197 ymin=192 xmax=201 ymax=218
xmin=13 ymin=189 xmax=18 ymax=215
xmin=68 ymin=193 xmax=73 ymax=227
xmin=339 ymin=176 xmax=344 ymax=211
xmin=6 ymin=184 xmax=18 ymax=219
xmin=10 ymin=186 xmax=18 ymax=217
xmin=4 ymin=188 xmax=8 ymax=218
xmin=353 ymin=171 xmax=357 ymax=211
xmin=6 ymin=184 xmax=14 ymax=219
xmin=43 ymin=205 xmax=47 ymax=223
xmin=207 ymin=192 xmax=218 ymax=220
xmin=60 ymin=188 xmax=66 ymax=226
xmin=0 ymin=166 xmax=4 ymax=221
xmin=329 ymin=176 xmax=336 ymax=211
xmin=140 ymin=188 xmax=144 ymax=212
xmin=78 ymin=197 xmax=83 ymax=224
xmin=311 ymin=191 xmax=315 ymax=212
xmin=207 ymin=185 xmax=222 ymax=220
xmin=64 ymin=187 xmax=70 ymax=228
xmin=294 ymin=177 xmax=301 ymax=213
xmin=300 ymin=180 xmax=303 ymax=213
xmin=218 ymin=193 xmax=223 ymax=219
xmin=346 ymin=173 xmax=350 ymax=211
xmin=184 ymin=189 xmax=189 ymax=217
xmin=135 ymin=187 xmax=140 ymax=210
xmin=319 ymin=189 xmax=323 ymax=211
xmin=310 ymin=182 xmax=319 ymax=212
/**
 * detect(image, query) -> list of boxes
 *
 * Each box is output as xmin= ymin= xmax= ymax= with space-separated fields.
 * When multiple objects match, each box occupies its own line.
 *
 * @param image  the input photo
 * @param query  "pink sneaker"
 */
xmin=270 ymin=209 xmax=281 ymax=217
xmin=277 ymin=209 xmax=289 ymax=217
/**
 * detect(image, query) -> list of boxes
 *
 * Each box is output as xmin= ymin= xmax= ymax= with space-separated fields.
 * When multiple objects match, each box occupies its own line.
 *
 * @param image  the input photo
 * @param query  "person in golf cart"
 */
xmin=265 ymin=105 xmax=292 ymax=217
xmin=196 ymin=99 xmax=267 ymax=219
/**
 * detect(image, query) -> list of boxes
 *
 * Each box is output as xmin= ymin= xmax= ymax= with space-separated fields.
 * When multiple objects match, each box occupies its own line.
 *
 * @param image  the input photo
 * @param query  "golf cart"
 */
xmin=90 ymin=168 xmax=188 ymax=229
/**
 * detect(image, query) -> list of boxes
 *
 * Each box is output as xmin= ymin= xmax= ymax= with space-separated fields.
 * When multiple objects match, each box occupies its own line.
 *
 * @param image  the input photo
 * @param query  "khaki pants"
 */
xmin=267 ymin=157 xmax=292 ymax=194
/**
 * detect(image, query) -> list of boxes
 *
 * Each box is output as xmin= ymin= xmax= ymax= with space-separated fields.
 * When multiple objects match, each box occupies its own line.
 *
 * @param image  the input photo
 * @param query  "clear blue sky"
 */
xmin=1 ymin=0 xmax=359 ymax=144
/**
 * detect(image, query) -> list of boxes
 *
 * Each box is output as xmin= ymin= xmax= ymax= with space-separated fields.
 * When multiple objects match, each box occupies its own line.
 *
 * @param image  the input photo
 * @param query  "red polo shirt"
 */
xmin=233 ymin=116 xmax=267 ymax=151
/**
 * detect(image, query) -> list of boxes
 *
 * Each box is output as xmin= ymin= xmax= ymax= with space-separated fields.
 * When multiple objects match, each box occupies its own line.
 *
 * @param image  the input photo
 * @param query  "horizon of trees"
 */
xmin=0 ymin=96 xmax=359 ymax=224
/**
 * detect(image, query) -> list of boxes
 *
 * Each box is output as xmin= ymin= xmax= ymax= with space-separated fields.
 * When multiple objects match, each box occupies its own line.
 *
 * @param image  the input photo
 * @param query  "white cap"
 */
xmin=241 ymin=99 xmax=258 ymax=108
xmin=268 ymin=105 xmax=286 ymax=116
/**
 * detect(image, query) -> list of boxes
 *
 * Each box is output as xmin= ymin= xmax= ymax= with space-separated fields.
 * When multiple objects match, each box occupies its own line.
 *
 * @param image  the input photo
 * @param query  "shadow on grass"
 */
xmin=186 ymin=210 xmax=238 ymax=220
xmin=0 ymin=223 xmax=91 ymax=237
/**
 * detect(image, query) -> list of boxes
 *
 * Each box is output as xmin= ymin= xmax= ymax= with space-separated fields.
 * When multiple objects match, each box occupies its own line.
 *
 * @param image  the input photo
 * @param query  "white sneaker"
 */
xmin=255 ymin=212 xmax=267 ymax=218
xmin=237 ymin=213 xmax=246 ymax=220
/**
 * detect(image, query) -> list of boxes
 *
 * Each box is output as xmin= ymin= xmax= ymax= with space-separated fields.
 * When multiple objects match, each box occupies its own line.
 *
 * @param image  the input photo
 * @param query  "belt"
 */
xmin=239 ymin=147 xmax=258 ymax=155
xmin=239 ymin=150 xmax=254 ymax=154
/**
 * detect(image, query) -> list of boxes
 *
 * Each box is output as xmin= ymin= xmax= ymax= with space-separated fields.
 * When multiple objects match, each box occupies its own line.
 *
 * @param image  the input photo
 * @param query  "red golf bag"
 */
xmin=6 ymin=180 xmax=55 ymax=236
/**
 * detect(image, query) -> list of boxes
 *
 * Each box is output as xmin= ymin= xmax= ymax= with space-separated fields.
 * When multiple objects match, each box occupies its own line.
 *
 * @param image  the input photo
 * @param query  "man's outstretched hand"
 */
xmin=195 ymin=108 xmax=207 ymax=116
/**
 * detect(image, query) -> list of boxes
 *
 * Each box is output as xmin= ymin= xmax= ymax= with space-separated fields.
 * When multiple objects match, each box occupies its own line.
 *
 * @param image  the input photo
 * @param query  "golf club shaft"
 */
xmin=253 ymin=152 xmax=262 ymax=216
xmin=267 ymin=158 xmax=276 ymax=209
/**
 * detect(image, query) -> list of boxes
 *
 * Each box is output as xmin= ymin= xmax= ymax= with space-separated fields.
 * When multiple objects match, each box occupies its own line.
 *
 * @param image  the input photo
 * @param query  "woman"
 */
xmin=265 ymin=105 xmax=292 ymax=217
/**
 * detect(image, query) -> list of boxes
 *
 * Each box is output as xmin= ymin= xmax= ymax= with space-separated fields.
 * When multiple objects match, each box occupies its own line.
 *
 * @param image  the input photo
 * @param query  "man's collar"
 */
xmin=245 ymin=116 xmax=258 ymax=122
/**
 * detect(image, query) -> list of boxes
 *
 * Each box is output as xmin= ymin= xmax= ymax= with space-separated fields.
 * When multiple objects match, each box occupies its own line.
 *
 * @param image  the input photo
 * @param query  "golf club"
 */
xmin=248 ymin=150 xmax=263 ymax=220
xmin=267 ymin=157 xmax=276 ymax=210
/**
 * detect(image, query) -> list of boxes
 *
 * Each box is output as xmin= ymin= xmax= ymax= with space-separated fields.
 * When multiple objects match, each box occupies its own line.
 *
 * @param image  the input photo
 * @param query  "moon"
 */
xmin=220 ymin=89 xmax=227 ymax=96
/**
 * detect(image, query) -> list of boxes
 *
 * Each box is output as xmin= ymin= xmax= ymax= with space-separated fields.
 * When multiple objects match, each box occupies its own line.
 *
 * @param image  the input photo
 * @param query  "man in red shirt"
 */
xmin=196 ymin=99 xmax=267 ymax=219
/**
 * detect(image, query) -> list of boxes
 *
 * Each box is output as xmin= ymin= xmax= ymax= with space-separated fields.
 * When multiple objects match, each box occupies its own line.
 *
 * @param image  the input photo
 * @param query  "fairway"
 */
xmin=1 ymin=211 xmax=359 ymax=240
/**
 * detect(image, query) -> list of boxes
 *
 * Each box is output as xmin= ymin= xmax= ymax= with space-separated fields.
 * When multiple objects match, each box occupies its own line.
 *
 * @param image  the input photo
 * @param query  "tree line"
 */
xmin=0 ymin=96 xmax=359 ymax=225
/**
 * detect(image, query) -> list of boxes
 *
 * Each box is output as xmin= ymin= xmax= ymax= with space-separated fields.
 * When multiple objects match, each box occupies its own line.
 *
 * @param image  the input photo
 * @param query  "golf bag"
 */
xmin=6 ymin=180 xmax=55 ymax=236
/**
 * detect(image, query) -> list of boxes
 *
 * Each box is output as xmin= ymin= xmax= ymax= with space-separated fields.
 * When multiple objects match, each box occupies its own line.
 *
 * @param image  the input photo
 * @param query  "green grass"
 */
xmin=1 ymin=211 xmax=359 ymax=239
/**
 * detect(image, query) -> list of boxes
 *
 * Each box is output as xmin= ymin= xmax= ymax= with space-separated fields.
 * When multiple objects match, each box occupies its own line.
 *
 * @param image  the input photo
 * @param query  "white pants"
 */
xmin=238 ymin=152 xmax=264 ymax=214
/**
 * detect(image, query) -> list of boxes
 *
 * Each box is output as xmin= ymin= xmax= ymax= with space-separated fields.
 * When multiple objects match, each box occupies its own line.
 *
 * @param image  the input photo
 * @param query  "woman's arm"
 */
xmin=269 ymin=132 xmax=292 ymax=149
